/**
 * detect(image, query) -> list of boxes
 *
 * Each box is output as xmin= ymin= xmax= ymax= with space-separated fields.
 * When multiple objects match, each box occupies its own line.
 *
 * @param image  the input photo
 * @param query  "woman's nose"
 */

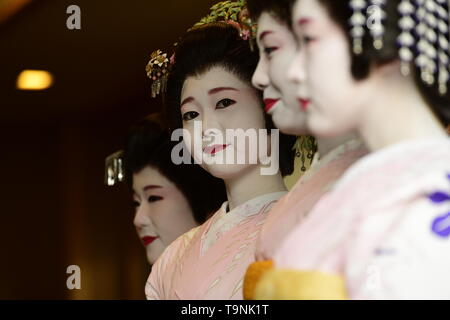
xmin=201 ymin=113 xmax=222 ymax=140
xmin=252 ymin=59 xmax=270 ymax=91
xmin=133 ymin=204 xmax=148 ymax=229
xmin=288 ymin=52 xmax=306 ymax=84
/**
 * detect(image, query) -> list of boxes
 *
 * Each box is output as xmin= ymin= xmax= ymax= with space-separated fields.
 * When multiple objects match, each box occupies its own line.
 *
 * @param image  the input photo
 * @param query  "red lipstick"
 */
xmin=263 ymin=98 xmax=280 ymax=113
xmin=142 ymin=236 xmax=158 ymax=246
xmin=203 ymin=144 xmax=229 ymax=155
xmin=298 ymin=98 xmax=310 ymax=111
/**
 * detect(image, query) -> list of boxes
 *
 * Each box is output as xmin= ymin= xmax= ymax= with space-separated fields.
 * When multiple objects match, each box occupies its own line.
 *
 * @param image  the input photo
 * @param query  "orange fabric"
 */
xmin=243 ymin=260 xmax=274 ymax=300
xmin=254 ymin=269 xmax=348 ymax=300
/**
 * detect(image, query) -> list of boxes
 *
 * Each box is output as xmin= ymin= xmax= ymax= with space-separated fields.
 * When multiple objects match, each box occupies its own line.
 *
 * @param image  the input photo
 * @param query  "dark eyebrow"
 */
xmin=180 ymin=97 xmax=194 ymax=108
xmin=181 ymin=87 xmax=238 ymax=107
xmin=258 ymin=30 xmax=273 ymax=41
xmin=143 ymin=185 xmax=162 ymax=191
xmin=208 ymin=87 xmax=239 ymax=95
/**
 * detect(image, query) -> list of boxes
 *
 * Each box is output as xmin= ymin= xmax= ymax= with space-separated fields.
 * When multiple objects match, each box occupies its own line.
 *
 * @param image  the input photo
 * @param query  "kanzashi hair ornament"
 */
xmin=145 ymin=0 xmax=257 ymax=98
xmin=415 ymin=0 xmax=438 ymax=86
xmin=145 ymin=50 xmax=170 ymax=98
xmin=105 ymin=150 xmax=124 ymax=186
xmin=293 ymin=135 xmax=317 ymax=172
xmin=351 ymin=0 xmax=450 ymax=95
xmin=350 ymin=0 xmax=368 ymax=54
xmin=398 ymin=0 xmax=416 ymax=75
xmin=191 ymin=0 xmax=257 ymax=50
xmin=435 ymin=0 xmax=449 ymax=94
xmin=367 ymin=0 xmax=387 ymax=50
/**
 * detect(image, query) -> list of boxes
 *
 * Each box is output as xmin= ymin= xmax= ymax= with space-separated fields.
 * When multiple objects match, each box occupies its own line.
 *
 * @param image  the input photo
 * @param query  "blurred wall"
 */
xmin=0 ymin=0 xmax=216 ymax=299
xmin=0 ymin=112 xmax=152 ymax=299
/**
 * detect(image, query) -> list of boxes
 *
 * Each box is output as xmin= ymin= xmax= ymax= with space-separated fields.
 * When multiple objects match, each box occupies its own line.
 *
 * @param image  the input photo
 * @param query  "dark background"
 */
xmin=0 ymin=0 xmax=215 ymax=299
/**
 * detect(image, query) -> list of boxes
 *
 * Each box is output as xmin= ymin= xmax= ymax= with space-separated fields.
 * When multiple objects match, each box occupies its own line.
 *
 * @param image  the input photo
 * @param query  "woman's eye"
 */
xmin=147 ymin=195 xmax=163 ymax=203
xmin=216 ymin=98 xmax=236 ymax=109
xmin=132 ymin=201 xmax=140 ymax=208
xmin=182 ymin=111 xmax=199 ymax=121
xmin=302 ymin=36 xmax=314 ymax=44
xmin=263 ymin=47 xmax=277 ymax=56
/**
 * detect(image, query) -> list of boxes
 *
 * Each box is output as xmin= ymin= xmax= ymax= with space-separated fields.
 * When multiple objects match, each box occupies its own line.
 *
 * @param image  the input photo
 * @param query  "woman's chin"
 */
xmin=204 ymin=163 xmax=254 ymax=180
xmin=272 ymin=107 xmax=308 ymax=136
xmin=308 ymin=115 xmax=352 ymax=139
xmin=146 ymin=243 xmax=166 ymax=266
xmin=277 ymin=122 xmax=308 ymax=136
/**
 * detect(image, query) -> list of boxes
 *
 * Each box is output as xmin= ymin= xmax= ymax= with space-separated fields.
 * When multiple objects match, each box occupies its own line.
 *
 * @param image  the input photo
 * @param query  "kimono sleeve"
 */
xmin=346 ymin=189 xmax=450 ymax=300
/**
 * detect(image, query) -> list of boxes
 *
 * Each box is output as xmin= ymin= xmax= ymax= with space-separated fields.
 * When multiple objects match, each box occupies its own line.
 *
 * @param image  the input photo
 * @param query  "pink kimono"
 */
xmin=145 ymin=192 xmax=286 ymax=299
xmin=273 ymin=138 xmax=450 ymax=299
xmin=256 ymin=139 xmax=368 ymax=261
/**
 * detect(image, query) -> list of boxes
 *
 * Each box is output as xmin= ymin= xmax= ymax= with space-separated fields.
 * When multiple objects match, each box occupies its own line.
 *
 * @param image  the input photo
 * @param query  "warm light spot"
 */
xmin=16 ymin=70 xmax=53 ymax=90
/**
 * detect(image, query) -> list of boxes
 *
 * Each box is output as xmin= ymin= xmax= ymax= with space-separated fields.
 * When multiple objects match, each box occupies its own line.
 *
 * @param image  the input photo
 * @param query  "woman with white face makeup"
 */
xmin=256 ymin=0 xmax=450 ymax=299
xmin=123 ymin=115 xmax=226 ymax=265
xmin=242 ymin=0 xmax=368 ymax=299
xmin=145 ymin=21 xmax=297 ymax=299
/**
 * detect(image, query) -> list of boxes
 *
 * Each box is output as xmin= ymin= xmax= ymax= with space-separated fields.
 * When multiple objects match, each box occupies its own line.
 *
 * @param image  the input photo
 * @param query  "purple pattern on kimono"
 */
xmin=430 ymin=174 xmax=450 ymax=238
xmin=429 ymin=192 xmax=450 ymax=203
xmin=432 ymin=212 xmax=450 ymax=238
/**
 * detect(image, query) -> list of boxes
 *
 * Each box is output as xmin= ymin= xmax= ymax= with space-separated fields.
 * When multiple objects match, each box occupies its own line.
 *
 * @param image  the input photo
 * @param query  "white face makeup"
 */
xmin=132 ymin=166 xmax=197 ymax=265
xmin=253 ymin=12 xmax=309 ymax=135
xmin=289 ymin=0 xmax=372 ymax=137
xmin=180 ymin=66 xmax=268 ymax=180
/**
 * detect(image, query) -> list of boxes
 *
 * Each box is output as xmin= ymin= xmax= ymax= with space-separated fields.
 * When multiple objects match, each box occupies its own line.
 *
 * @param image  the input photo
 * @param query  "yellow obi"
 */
xmin=254 ymin=268 xmax=348 ymax=300
xmin=243 ymin=260 xmax=274 ymax=300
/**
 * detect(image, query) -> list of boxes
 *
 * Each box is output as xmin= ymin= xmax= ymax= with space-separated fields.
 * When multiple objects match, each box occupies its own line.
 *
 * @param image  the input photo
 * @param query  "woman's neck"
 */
xmin=223 ymin=165 xmax=286 ymax=211
xmin=316 ymin=132 xmax=359 ymax=160
xmin=359 ymin=68 xmax=447 ymax=152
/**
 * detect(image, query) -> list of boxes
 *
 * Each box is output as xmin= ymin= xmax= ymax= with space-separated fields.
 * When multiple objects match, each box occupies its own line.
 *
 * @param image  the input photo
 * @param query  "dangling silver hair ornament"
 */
xmin=105 ymin=150 xmax=125 ymax=186
xmin=435 ymin=0 xmax=449 ymax=94
xmin=350 ymin=0 xmax=387 ymax=53
xmin=415 ymin=0 xmax=438 ymax=86
xmin=367 ymin=0 xmax=387 ymax=49
xmin=398 ymin=0 xmax=416 ymax=75
xmin=350 ymin=0 xmax=368 ymax=54
xmin=350 ymin=0 xmax=450 ymax=95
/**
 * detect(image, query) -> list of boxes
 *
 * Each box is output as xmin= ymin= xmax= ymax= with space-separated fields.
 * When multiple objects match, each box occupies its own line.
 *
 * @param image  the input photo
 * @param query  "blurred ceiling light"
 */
xmin=16 ymin=69 xmax=53 ymax=90
xmin=0 ymin=0 xmax=33 ymax=24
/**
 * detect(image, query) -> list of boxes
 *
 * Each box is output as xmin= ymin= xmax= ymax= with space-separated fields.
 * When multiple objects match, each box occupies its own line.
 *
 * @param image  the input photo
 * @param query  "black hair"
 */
xmin=165 ymin=22 xmax=296 ymax=176
xmin=123 ymin=113 xmax=227 ymax=223
xmin=247 ymin=0 xmax=295 ymax=26
xmin=318 ymin=0 xmax=450 ymax=126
